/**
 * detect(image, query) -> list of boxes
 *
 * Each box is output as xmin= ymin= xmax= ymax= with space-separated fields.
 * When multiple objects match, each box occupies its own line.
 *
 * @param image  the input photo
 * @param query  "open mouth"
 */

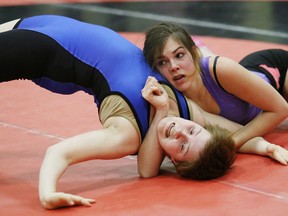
xmin=173 ymin=74 xmax=184 ymax=81
xmin=166 ymin=122 xmax=175 ymax=138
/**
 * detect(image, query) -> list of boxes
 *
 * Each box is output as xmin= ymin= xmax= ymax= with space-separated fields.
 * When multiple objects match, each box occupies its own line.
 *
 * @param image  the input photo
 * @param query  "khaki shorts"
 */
xmin=99 ymin=95 xmax=141 ymax=142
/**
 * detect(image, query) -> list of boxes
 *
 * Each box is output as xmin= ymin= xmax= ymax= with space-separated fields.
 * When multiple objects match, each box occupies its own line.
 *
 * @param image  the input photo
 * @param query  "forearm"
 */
xmin=238 ymin=136 xmax=288 ymax=166
xmin=39 ymin=144 xmax=69 ymax=206
xmin=233 ymin=111 xmax=287 ymax=148
xmin=139 ymin=76 xmax=171 ymax=177
xmin=237 ymin=137 xmax=269 ymax=156
xmin=137 ymin=108 xmax=167 ymax=178
xmin=213 ymin=57 xmax=288 ymax=148
xmin=38 ymin=130 xmax=118 ymax=209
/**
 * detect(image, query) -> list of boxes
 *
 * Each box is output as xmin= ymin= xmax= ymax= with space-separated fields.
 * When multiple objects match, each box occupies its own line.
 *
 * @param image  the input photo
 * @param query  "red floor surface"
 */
xmin=1 ymin=32 xmax=288 ymax=215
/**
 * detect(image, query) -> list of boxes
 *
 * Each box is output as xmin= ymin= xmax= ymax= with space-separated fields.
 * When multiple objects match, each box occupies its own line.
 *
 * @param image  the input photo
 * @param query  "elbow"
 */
xmin=277 ymin=104 xmax=288 ymax=122
xmin=44 ymin=144 xmax=71 ymax=165
xmin=44 ymin=145 xmax=61 ymax=163
xmin=138 ymin=169 xmax=159 ymax=179
xmin=270 ymin=104 xmax=288 ymax=122
xmin=137 ymin=157 xmax=162 ymax=178
xmin=284 ymin=105 xmax=288 ymax=118
xmin=139 ymin=173 xmax=158 ymax=179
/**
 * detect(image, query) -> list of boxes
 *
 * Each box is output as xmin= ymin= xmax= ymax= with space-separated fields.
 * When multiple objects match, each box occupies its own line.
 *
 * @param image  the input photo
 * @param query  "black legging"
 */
xmin=239 ymin=49 xmax=288 ymax=94
xmin=0 ymin=29 xmax=110 ymax=101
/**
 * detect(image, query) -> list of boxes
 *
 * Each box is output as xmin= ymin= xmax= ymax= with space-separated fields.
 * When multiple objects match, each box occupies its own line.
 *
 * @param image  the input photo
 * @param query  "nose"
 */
xmin=169 ymin=60 xmax=179 ymax=72
xmin=174 ymin=127 xmax=187 ymax=139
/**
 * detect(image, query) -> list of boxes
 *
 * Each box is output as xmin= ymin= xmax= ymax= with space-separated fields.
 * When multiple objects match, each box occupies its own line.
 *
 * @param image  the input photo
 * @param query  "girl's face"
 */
xmin=155 ymin=37 xmax=197 ymax=93
xmin=157 ymin=117 xmax=211 ymax=162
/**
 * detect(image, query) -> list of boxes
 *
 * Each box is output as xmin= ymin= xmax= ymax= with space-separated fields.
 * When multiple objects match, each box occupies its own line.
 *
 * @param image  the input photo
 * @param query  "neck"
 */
xmin=183 ymin=74 xmax=206 ymax=101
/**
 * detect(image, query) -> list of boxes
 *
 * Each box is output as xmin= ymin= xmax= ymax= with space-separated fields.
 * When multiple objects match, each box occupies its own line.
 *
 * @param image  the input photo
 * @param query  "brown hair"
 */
xmin=143 ymin=22 xmax=202 ymax=73
xmin=175 ymin=124 xmax=236 ymax=180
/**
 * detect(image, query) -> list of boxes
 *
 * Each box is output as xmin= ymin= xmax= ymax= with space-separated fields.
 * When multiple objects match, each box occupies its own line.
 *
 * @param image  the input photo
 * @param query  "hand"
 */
xmin=142 ymin=76 xmax=168 ymax=110
xmin=266 ymin=144 xmax=288 ymax=165
xmin=41 ymin=192 xmax=96 ymax=209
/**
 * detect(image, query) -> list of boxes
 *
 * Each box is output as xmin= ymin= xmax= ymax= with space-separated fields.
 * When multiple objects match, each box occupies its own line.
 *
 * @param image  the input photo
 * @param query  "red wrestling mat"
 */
xmin=1 ymin=34 xmax=288 ymax=216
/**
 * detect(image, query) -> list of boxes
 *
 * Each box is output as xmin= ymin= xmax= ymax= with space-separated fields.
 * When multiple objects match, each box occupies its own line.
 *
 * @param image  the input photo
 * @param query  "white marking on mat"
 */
xmin=220 ymin=180 xmax=288 ymax=202
xmin=0 ymin=121 xmax=65 ymax=140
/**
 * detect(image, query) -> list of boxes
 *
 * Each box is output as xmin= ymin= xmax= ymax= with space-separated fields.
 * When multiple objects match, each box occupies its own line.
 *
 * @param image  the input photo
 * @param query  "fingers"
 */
xmin=266 ymin=144 xmax=276 ymax=154
xmin=144 ymin=76 xmax=160 ymax=90
xmin=271 ymin=151 xmax=288 ymax=165
xmin=142 ymin=85 xmax=164 ymax=103
xmin=277 ymin=146 xmax=288 ymax=165
xmin=142 ymin=76 xmax=163 ymax=96
xmin=146 ymin=76 xmax=157 ymax=84
xmin=142 ymin=78 xmax=158 ymax=98
xmin=142 ymin=76 xmax=169 ymax=110
xmin=68 ymin=195 xmax=96 ymax=207
xmin=266 ymin=144 xmax=288 ymax=165
xmin=42 ymin=193 xmax=96 ymax=209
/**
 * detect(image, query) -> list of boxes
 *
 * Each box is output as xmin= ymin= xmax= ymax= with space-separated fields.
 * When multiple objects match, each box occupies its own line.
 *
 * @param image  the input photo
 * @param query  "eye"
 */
xmin=181 ymin=142 xmax=186 ymax=151
xmin=157 ymin=60 xmax=166 ymax=67
xmin=176 ymin=53 xmax=184 ymax=58
xmin=190 ymin=126 xmax=195 ymax=135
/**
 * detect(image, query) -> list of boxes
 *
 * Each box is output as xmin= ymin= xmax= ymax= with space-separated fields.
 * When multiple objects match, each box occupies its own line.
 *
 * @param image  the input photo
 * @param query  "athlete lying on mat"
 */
xmin=0 ymin=15 xmax=287 ymax=210
xmin=139 ymin=76 xmax=288 ymax=179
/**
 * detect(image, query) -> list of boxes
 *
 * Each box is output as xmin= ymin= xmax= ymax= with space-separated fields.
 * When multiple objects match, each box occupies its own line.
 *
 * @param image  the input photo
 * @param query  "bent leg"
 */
xmin=0 ymin=29 xmax=52 ymax=81
xmin=0 ymin=29 xmax=76 ymax=82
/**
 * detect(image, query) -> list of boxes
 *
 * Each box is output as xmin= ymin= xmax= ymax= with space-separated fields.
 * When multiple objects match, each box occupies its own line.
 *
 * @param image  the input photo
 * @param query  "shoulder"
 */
xmin=209 ymin=56 xmax=243 ymax=78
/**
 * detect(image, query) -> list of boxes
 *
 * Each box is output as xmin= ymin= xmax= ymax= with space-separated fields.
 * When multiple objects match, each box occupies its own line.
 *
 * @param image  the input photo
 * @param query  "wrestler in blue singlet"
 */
xmin=0 ymin=15 xmax=190 ymax=139
xmin=200 ymin=49 xmax=288 ymax=125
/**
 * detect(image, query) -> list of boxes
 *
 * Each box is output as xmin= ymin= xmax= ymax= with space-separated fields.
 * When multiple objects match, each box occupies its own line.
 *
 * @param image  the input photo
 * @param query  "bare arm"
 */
xmin=138 ymin=76 xmax=288 ymax=179
xmin=137 ymin=77 xmax=168 ymax=178
xmin=39 ymin=117 xmax=139 ymax=209
xmin=188 ymin=98 xmax=288 ymax=165
xmin=238 ymin=137 xmax=288 ymax=165
xmin=39 ymin=132 xmax=97 ymax=209
xmin=210 ymin=56 xmax=288 ymax=148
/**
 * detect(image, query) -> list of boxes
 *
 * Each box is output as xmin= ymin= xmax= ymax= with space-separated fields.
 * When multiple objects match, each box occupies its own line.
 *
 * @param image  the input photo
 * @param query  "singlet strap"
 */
xmin=213 ymin=56 xmax=229 ymax=93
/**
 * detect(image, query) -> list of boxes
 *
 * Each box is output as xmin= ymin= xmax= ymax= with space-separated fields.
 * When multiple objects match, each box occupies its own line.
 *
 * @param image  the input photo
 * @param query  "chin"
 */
xmin=175 ymin=84 xmax=189 ymax=92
